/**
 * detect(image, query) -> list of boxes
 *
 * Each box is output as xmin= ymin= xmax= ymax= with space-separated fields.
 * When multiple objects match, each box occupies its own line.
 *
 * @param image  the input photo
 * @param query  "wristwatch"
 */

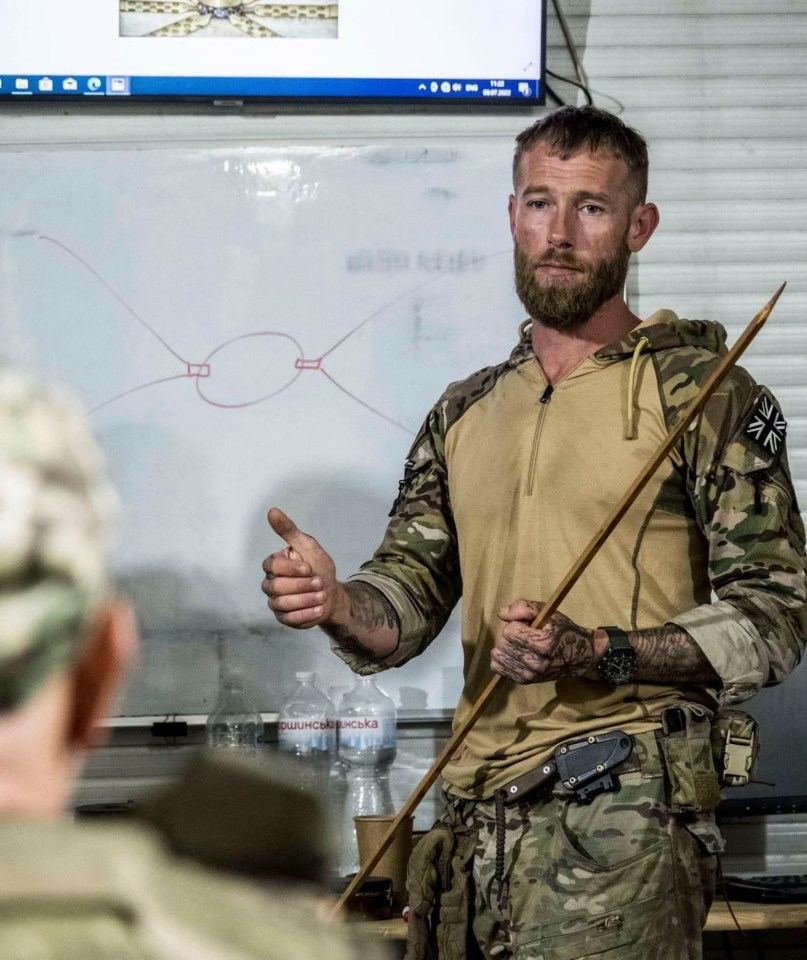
xmin=596 ymin=626 xmax=638 ymax=684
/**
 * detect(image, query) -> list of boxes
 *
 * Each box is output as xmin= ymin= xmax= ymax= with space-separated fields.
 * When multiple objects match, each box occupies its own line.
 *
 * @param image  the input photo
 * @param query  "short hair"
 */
xmin=0 ymin=368 xmax=115 ymax=712
xmin=513 ymin=105 xmax=649 ymax=206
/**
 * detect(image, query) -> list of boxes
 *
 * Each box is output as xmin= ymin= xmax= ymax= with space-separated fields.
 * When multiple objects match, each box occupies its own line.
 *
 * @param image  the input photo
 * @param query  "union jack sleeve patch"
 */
xmin=743 ymin=392 xmax=787 ymax=457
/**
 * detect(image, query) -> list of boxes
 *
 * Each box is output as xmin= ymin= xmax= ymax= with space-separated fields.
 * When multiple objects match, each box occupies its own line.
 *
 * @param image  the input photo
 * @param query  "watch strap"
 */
xmin=601 ymin=626 xmax=631 ymax=650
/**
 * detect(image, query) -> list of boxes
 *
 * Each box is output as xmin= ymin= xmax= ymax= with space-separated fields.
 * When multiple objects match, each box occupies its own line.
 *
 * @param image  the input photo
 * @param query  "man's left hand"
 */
xmin=490 ymin=599 xmax=605 ymax=683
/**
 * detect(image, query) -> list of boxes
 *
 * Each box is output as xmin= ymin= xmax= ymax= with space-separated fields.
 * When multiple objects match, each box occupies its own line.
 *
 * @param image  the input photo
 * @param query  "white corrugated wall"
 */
xmin=548 ymin=0 xmax=807 ymax=506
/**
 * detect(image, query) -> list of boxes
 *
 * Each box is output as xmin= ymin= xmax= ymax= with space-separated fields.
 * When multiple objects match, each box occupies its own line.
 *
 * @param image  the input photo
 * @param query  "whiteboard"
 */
xmin=0 ymin=140 xmax=525 ymax=716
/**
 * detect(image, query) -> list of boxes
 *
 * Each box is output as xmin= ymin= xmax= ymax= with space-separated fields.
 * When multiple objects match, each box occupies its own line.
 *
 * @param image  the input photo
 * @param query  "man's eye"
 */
xmin=582 ymin=204 xmax=604 ymax=214
xmin=527 ymin=199 xmax=547 ymax=209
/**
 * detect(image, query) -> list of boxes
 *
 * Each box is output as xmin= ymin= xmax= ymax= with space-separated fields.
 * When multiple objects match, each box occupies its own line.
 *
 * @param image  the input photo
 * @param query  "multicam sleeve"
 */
xmin=670 ymin=376 xmax=807 ymax=705
xmin=328 ymin=396 xmax=462 ymax=675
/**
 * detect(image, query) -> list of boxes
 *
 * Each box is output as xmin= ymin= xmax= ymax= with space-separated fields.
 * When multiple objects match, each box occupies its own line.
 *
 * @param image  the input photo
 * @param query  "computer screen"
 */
xmin=1 ymin=1 xmax=546 ymax=106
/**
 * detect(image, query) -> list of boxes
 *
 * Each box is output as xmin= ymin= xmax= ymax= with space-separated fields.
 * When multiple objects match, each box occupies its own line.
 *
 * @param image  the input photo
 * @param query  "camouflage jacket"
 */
xmin=0 ymin=818 xmax=387 ymax=960
xmin=331 ymin=312 xmax=807 ymax=795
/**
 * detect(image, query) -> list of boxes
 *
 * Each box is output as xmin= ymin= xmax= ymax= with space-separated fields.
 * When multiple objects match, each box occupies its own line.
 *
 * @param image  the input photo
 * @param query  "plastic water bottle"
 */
xmin=277 ymin=671 xmax=336 ymax=795
xmin=337 ymin=676 xmax=397 ymax=875
xmin=206 ymin=668 xmax=262 ymax=757
xmin=338 ymin=676 xmax=397 ymax=769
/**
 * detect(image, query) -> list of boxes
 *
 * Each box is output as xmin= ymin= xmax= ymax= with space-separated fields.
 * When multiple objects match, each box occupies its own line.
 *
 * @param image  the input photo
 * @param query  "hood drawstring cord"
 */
xmin=625 ymin=336 xmax=650 ymax=440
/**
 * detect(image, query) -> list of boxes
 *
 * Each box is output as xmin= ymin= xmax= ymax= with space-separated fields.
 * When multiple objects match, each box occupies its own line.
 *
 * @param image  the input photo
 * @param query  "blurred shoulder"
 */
xmin=0 ymin=819 xmax=388 ymax=960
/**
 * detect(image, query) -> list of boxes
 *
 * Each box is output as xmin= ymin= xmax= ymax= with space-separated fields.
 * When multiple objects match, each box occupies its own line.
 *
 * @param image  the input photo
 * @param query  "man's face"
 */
xmin=509 ymin=145 xmax=639 ymax=330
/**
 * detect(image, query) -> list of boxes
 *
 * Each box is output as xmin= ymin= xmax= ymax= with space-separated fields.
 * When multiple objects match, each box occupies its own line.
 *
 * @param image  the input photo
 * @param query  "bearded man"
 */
xmin=262 ymin=106 xmax=806 ymax=959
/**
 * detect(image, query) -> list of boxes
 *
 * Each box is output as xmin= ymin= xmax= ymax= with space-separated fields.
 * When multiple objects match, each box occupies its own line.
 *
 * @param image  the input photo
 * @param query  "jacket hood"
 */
xmin=595 ymin=310 xmax=729 ymax=361
xmin=509 ymin=311 xmax=729 ymax=367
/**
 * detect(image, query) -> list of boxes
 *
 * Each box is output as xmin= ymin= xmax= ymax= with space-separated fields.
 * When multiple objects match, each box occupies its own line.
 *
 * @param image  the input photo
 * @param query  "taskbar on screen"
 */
xmin=0 ymin=75 xmax=543 ymax=103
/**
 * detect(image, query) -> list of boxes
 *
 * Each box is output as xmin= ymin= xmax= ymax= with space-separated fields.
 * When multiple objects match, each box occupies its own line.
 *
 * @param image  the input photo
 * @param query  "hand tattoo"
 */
xmin=495 ymin=609 xmax=597 ymax=683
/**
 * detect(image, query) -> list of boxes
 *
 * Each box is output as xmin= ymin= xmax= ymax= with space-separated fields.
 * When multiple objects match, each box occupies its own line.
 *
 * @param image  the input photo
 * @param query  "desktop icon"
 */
xmin=440 ymin=81 xmax=451 ymax=93
xmin=38 ymin=77 xmax=54 ymax=92
xmin=108 ymin=76 xmax=130 ymax=95
xmin=63 ymin=78 xmax=78 ymax=91
xmin=15 ymin=78 xmax=30 ymax=91
xmin=430 ymin=81 xmax=438 ymax=93
xmin=518 ymin=82 xmax=532 ymax=97
xmin=87 ymin=77 xmax=103 ymax=92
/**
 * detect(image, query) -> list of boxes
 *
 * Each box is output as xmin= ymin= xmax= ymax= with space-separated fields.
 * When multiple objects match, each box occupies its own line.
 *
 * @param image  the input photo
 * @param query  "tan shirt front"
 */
xmin=440 ymin=340 xmax=710 ymax=796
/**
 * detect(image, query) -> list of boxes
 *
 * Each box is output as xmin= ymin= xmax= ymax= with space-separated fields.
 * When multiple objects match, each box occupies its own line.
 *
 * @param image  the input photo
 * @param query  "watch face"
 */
xmin=599 ymin=649 xmax=638 ymax=684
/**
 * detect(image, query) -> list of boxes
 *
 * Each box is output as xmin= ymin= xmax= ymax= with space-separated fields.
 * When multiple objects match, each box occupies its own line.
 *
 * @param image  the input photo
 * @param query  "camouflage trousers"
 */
xmin=459 ymin=732 xmax=723 ymax=960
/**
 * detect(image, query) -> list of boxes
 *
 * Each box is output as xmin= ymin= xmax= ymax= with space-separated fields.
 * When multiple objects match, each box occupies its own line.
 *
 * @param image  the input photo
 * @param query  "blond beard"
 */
xmin=513 ymin=241 xmax=631 ymax=331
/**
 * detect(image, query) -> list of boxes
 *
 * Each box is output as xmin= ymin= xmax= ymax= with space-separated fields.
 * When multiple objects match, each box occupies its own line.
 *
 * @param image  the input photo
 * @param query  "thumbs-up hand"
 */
xmin=262 ymin=508 xmax=343 ymax=629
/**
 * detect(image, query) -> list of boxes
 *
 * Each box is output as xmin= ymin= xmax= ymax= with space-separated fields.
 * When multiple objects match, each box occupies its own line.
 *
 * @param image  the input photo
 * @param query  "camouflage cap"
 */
xmin=0 ymin=367 xmax=116 ymax=711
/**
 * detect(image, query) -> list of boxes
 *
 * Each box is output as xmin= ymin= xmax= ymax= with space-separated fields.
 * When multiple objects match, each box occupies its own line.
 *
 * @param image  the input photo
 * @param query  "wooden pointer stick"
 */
xmin=329 ymin=283 xmax=786 ymax=921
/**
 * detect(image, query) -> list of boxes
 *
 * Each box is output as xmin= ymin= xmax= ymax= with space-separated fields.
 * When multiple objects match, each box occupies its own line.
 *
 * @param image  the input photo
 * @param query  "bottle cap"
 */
xmin=295 ymin=671 xmax=316 ymax=682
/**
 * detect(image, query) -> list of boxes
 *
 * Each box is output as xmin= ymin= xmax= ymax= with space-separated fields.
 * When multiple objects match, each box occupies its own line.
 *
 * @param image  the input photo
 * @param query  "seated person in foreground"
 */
xmin=0 ymin=366 xmax=386 ymax=960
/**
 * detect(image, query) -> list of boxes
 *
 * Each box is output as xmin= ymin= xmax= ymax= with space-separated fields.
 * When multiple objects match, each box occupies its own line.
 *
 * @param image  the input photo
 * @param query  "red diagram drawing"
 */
xmin=34 ymin=235 xmax=507 ymax=435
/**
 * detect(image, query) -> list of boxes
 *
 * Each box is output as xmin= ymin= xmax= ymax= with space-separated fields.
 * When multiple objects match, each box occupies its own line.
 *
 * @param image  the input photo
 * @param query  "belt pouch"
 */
xmin=710 ymin=709 xmax=760 ymax=787
xmin=660 ymin=703 xmax=721 ymax=813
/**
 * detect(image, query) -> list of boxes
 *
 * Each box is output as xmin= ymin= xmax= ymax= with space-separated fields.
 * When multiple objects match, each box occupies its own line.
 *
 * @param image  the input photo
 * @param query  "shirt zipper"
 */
xmin=527 ymin=384 xmax=554 ymax=496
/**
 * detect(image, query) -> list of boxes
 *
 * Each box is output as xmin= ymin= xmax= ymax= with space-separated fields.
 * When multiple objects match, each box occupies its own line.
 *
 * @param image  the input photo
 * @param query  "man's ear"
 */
xmin=627 ymin=202 xmax=660 ymax=254
xmin=68 ymin=600 xmax=138 ymax=749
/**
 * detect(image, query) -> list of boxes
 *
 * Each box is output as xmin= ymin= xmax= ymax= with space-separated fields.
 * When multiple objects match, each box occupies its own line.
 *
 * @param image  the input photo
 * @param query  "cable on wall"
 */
xmin=548 ymin=0 xmax=595 ymax=106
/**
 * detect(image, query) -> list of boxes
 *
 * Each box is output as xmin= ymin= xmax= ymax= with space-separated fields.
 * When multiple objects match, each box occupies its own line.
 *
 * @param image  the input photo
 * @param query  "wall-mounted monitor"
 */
xmin=1 ymin=1 xmax=546 ymax=107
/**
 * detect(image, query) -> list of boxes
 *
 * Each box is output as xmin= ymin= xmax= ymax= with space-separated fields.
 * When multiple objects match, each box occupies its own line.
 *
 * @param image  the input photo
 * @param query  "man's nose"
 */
xmin=547 ymin=207 xmax=574 ymax=248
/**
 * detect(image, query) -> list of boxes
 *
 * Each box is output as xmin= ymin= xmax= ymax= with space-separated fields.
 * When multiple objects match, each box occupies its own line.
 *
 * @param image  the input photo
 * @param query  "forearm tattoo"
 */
xmin=345 ymin=581 xmax=398 ymax=631
xmin=632 ymin=625 xmax=719 ymax=684
xmin=322 ymin=582 xmax=399 ymax=660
